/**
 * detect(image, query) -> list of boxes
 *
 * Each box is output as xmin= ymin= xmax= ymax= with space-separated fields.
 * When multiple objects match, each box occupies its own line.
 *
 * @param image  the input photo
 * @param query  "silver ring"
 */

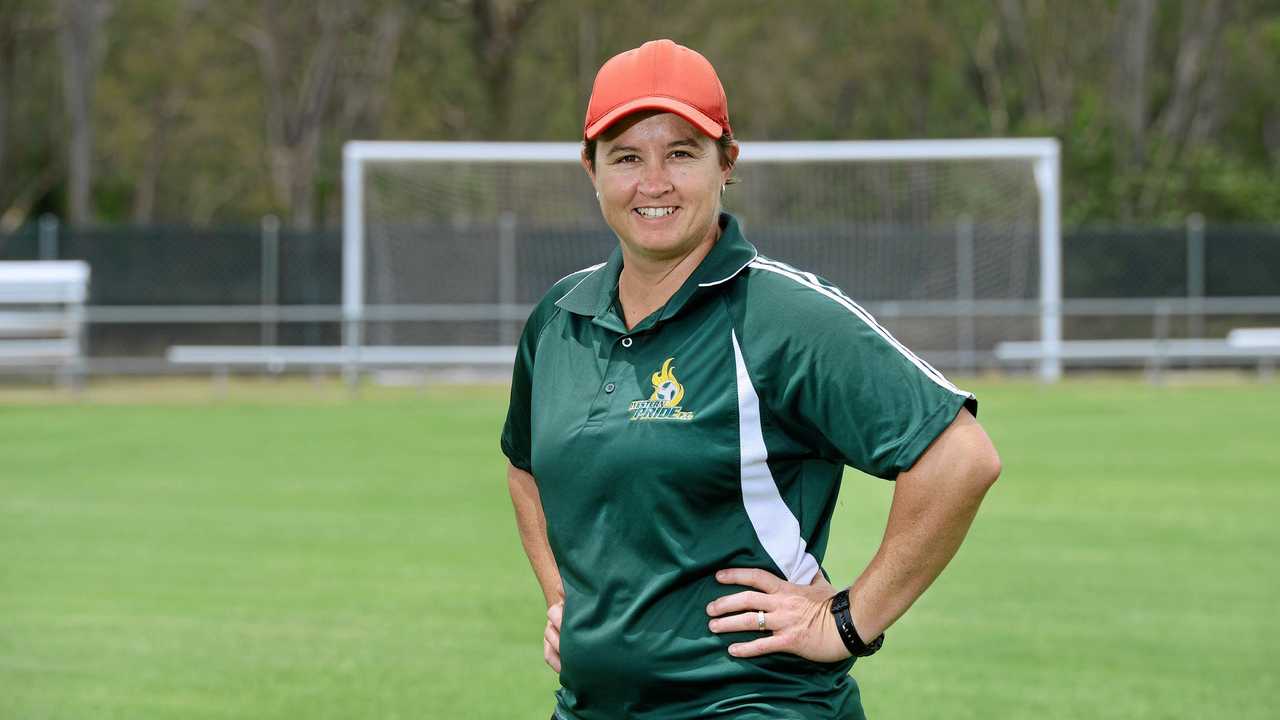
xmin=756 ymin=610 xmax=766 ymax=631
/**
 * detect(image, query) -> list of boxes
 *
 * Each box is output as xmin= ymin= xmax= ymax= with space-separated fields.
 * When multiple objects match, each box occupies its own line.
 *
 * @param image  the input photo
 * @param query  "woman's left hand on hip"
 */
xmin=706 ymin=567 xmax=852 ymax=663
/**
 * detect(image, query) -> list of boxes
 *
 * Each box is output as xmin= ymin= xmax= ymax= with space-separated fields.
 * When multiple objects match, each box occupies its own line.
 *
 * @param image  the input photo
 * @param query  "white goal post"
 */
xmin=342 ymin=138 xmax=1061 ymax=382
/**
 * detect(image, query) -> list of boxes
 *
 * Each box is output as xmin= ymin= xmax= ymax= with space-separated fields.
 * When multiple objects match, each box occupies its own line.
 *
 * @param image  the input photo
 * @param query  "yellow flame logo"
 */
xmin=649 ymin=357 xmax=685 ymax=408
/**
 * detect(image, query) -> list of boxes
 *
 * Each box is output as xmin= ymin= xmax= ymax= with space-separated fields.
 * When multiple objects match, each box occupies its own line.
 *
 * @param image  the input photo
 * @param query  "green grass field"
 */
xmin=2 ymin=377 xmax=1277 ymax=719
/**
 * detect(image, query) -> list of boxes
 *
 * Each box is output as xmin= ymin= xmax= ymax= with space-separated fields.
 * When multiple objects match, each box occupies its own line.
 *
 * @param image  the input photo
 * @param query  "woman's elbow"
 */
xmin=974 ymin=444 xmax=1001 ymax=491
xmin=951 ymin=409 xmax=999 ymax=491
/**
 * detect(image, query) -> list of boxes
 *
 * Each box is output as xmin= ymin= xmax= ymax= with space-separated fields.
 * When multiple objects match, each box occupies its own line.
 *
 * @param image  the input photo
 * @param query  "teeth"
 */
xmin=636 ymin=207 xmax=676 ymax=218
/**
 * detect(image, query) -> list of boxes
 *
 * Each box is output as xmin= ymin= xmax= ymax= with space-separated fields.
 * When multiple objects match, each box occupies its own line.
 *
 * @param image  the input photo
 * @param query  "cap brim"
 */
xmin=585 ymin=97 xmax=723 ymax=140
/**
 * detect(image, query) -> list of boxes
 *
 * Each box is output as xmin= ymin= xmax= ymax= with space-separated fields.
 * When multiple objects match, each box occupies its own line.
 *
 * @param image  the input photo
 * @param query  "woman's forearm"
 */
xmin=848 ymin=410 xmax=1001 ymax=641
xmin=507 ymin=462 xmax=564 ymax=607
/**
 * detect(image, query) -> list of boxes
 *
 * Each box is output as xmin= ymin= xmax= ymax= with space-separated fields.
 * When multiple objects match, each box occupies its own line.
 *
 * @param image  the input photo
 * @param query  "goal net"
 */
xmin=344 ymin=140 xmax=1060 ymax=379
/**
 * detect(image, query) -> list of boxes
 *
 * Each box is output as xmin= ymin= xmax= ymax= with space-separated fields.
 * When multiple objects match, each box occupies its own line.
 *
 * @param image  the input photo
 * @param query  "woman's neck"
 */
xmin=616 ymin=221 xmax=720 ymax=331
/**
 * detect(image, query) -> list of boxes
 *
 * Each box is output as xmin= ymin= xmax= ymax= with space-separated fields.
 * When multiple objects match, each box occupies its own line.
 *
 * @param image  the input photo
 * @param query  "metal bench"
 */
xmin=1226 ymin=327 xmax=1280 ymax=350
xmin=0 ymin=261 xmax=91 ymax=389
xmin=994 ymin=333 xmax=1280 ymax=381
xmin=166 ymin=345 xmax=517 ymax=387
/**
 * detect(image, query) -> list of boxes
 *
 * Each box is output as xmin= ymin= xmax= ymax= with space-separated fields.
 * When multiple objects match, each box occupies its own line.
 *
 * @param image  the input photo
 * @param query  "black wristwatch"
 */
xmin=829 ymin=588 xmax=884 ymax=657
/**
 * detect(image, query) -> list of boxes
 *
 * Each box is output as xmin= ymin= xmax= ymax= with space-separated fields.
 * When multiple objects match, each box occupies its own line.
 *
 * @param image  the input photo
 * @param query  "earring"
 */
xmin=595 ymin=191 xmax=600 ymax=200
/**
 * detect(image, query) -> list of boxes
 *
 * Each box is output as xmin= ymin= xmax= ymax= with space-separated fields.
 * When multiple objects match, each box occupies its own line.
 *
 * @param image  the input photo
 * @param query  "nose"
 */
xmin=637 ymin=160 xmax=673 ymax=198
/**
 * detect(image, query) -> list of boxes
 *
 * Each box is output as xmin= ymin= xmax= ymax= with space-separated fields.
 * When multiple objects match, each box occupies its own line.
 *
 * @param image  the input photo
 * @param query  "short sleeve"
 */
xmin=501 ymin=265 xmax=589 ymax=472
xmin=500 ymin=306 xmax=543 ymax=473
xmin=742 ymin=272 xmax=977 ymax=480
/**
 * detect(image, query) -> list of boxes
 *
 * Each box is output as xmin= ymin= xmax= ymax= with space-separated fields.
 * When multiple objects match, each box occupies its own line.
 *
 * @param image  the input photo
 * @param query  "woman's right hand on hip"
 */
xmin=544 ymin=601 xmax=563 ymax=673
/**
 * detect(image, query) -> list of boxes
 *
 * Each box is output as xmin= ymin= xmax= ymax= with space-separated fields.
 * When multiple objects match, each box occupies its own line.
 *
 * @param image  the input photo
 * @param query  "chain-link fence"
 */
xmin=1 ymin=215 xmax=1278 ymax=375
xmin=1062 ymin=220 xmax=1280 ymax=345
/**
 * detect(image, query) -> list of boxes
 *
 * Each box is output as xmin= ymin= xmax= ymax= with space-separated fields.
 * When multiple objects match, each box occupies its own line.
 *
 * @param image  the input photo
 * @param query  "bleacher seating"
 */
xmin=0 ymin=261 xmax=91 ymax=389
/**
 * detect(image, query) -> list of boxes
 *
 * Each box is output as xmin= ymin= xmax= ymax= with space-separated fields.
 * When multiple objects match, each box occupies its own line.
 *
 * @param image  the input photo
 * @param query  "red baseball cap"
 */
xmin=583 ymin=39 xmax=732 ymax=141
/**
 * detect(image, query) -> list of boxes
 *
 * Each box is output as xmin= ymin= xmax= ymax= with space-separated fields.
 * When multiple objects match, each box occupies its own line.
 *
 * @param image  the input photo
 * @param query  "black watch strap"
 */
xmin=829 ymin=588 xmax=884 ymax=657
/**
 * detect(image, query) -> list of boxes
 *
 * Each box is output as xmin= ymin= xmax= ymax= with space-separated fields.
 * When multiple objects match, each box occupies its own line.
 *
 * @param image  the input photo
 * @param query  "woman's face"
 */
xmin=583 ymin=112 xmax=736 ymax=263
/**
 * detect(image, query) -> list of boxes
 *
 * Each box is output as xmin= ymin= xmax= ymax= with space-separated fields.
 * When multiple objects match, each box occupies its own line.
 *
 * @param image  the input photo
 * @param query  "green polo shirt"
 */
xmin=502 ymin=212 xmax=976 ymax=720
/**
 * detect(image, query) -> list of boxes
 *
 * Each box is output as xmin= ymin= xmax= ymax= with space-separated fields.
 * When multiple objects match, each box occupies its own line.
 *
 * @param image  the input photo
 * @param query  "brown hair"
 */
xmin=582 ymin=130 xmax=740 ymax=186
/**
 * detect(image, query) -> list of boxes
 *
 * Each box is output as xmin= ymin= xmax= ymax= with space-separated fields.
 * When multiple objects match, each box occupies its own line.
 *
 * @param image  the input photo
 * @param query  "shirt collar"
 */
xmin=555 ymin=212 xmax=758 ymax=326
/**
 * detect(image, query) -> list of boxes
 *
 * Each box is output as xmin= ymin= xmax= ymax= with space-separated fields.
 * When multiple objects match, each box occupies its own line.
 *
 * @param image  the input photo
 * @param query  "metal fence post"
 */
xmin=497 ymin=211 xmax=517 ymax=347
xmin=38 ymin=214 xmax=59 ymax=260
xmin=260 ymin=214 xmax=280 ymax=350
xmin=1149 ymin=301 xmax=1172 ymax=385
xmin=1186 ymin=213 xmax=1205 ymax=341
xmin=955 ymin=215 xmax=975 ymax=375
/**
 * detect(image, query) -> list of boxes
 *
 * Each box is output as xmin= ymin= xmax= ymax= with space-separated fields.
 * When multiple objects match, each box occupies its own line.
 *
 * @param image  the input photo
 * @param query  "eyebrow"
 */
xmin=607 ymin=138 xmax=702 ymax=155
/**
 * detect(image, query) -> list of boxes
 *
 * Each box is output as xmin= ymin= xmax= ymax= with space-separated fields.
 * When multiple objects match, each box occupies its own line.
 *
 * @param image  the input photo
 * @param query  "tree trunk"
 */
xmin=1113 ymin=0 xmax=1156 ymax=169
xmin=1136 ymin=0 xmax=1227 ymax=216
xmin=131 ymin=95 xmax=169 ymax=223
xmin=59 ymin=0 xmax=109 ymax=226
xmin=967 ymin=14 xmax=1008 ymax=135
xmin=244 ymin=0 xmax=347 ymax=230
xmin=997 ymin=0 xmax=1046 ymax=119
xmin=338 ymin=2 xmax=406 ymax=140
xmin=469 ymin=0 xmax=542 ymax=138
xmin=576 ymin=3 xmax=599 ymax=111
xmin=131 ymin=0 xmax=200 ymax=224
xmin=0 ymin=23 xmax=10 ymax=205
xmin=1156 ymin=0 xmax=1224 ymax=143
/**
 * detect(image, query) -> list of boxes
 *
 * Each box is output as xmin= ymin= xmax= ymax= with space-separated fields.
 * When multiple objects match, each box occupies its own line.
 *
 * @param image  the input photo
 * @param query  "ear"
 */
xmin=580 ymin=147 xmax=596 ymax=185
xmin=721 ymin=141 xmax=740 ymax=182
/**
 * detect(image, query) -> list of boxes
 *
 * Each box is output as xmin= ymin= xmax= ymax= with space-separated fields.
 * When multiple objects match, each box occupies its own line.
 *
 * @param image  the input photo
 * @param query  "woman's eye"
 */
xmin=671 ymin=150 xmax=692 ymax=158
xmin=616 ymin=155 xmax=639 ymax=163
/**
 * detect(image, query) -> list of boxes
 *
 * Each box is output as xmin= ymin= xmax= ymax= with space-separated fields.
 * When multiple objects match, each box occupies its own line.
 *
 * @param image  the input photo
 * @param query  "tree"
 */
xmin=58 ymin=0 xmax=110 ymax=225
xmin=239 ymin=0 xmax=409 ymax=229
xmin=467 ymin=0 xmax=542 ymax=138
xmin=1 ymin=0 xmax=1272 ymax=227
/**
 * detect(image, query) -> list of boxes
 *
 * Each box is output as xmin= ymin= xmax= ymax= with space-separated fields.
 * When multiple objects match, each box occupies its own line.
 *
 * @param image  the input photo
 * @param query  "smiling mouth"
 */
xmin=634 ymin=207 xmax=679 ymax=219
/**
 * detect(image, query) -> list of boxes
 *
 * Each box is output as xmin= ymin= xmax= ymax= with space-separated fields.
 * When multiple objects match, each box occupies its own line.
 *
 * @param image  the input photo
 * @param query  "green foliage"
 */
xmin=1 ymin=0 xmax=1278 ymax=225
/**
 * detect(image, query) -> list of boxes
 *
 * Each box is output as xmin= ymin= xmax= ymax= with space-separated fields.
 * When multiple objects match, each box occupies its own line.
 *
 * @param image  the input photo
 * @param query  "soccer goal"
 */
xmin=342 ymin=139 xmax=1061 ymax=382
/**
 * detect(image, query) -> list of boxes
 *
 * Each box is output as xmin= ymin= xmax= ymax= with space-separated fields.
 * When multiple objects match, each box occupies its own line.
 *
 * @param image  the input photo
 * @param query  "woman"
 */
xmin=502 ymin=39 xmax=1001 ymax=719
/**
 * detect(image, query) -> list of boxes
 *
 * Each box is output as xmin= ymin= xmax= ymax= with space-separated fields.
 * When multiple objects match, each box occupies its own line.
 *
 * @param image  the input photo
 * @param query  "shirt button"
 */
xmin=604 ymin=382 xmax=616 ymax=394
xmin=621 ymin=337 xmax=633 ymax=348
